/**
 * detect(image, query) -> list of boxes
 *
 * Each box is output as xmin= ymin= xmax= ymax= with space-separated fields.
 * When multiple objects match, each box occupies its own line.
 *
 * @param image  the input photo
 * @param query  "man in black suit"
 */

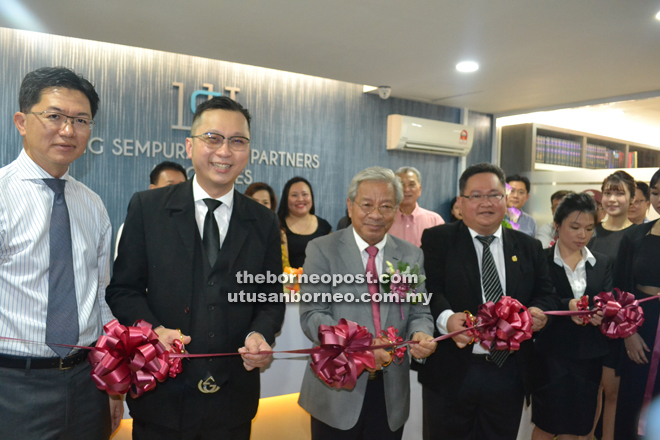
xmin=418 ymin=163 xmax=558 ymax=440
xmin=106 ymin=96 xmax=285 ymax=439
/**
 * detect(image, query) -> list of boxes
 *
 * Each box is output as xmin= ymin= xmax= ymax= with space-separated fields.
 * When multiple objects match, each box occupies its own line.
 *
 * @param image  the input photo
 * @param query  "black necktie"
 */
xmin=203 ymin=199 xmax=222 ymax=267
xmin=43 ymin=179 xmax=79 ymax=359
xmin=476 ymin=235 xmax=509 ymax=367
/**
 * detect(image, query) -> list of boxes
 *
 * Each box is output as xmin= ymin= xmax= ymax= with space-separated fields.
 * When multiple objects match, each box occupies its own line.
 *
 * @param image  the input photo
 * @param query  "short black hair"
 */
xmin=554 ymin=192 xmax=597 ymax=226
xmin=636 ymin=181 xmax=650 ymax=201
xmin=506 ymin=174 xmax=531 ymax=193
xmin=551 ymin=190 xmax=572 ymax=204
xmin=245 ymin=182 xmax=278 ymax=212
xmin=19 ymin=67 xmax=100 ymax=117
xmin=278 ymin=177 xmax=316 ymax=230
xmin=150 ymin=161 xmax=187 ymax=185
xmin=459 ymin=163 xmax=506 ymax=195
xmin=601 ymin=170 xmax=636 ymax=199
xmin=652 ymin=168 xmax=660 ymax=189
xmin=191 ymin=96 xmax=251 ymax=133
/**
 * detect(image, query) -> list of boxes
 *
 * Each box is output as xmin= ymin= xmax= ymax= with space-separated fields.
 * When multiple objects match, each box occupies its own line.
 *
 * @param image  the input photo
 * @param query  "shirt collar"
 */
xmin=553 ymin=242 xmax=596 ymax=268
xmin=192 ymin=175 xmax=234 ymax=209
xmin=398 ymin=203 xmax=420 ymax=219
xmin=352 ymin=227 xmax=387 ymax=254
xmin=467 ymin=224 xmax=503 ymax=242
xmin=16 ymin=149 xmax=71 ymax=181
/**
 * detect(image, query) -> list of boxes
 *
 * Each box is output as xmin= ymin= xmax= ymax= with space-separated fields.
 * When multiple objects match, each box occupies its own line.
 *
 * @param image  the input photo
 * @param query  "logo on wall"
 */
xmin=171 ymin=82 xmax=242 ymax=131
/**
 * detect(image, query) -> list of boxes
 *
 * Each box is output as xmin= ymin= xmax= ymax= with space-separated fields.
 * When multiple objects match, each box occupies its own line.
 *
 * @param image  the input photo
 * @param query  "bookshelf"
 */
xmin=500 ymin=123 xmax=660 ymax=176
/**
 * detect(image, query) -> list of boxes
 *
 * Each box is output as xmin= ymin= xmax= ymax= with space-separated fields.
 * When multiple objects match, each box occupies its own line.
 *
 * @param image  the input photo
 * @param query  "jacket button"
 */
xmin=208 ymin=332 xmax=215 ymax=338
xmin=208 ymin=281 xmax=214 ymax=286
xmin=208 ymin=305 xmax=214 ymax=311
xmin=184 ymin=307 xmax=190 ymax=314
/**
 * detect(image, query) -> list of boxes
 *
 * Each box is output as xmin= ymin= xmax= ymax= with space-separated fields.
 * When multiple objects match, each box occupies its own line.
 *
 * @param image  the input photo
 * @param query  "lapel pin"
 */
xmin=512 ymin=256 xmax=518 ymax=262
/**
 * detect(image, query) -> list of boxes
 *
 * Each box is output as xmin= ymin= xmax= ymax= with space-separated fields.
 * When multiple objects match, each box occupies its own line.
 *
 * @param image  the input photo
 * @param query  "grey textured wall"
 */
xmin=0 ymin=27 xmax=492 ymax=242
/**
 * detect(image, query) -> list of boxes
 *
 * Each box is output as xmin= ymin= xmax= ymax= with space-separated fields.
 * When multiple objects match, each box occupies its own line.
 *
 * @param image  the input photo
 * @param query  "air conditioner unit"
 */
xmin=387 ymin=114 xmax=474 ymax=156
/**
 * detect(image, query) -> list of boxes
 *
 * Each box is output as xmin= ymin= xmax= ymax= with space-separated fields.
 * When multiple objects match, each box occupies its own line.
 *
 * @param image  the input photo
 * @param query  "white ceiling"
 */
xmin=1 ymin=0 xmax=660 ymax=115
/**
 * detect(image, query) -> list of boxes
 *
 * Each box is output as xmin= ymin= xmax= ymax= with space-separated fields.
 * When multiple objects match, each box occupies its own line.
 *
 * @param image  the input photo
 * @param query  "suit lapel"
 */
xmin=503 ymin=229 xmax=521 ymax=298
xmin=216 ymin=191 xmax=255 ymax=273
xmin=457 ymin=223 xmax=483 ymax=305
xmin=165 ymin=180 xmax=197 ymax=259
xmin=379 ymin=235 xmax=403 ymax=327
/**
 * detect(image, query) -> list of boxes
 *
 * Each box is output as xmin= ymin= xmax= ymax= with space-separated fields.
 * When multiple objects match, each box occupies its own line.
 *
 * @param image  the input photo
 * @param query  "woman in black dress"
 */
xmin=277 ymin=177 xmax=331 ymax=268
xmin=532 ymin=193 xmax=611 ymax=440
xmin=587 ymin=170 xmax=637 ymax=440
xmin=613 ymin=168 xmax=660 ymax=439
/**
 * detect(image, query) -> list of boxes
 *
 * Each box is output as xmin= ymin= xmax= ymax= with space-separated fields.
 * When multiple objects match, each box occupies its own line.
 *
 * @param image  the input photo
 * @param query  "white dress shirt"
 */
xmin=552 ymin=243 xmax=596 ymax=299
xmin=192 ymin=176 xmax=234 ymax=248
xmin=352 ymin=228 xmax=387 ymax=274
xmin=436 ymin=225 xmax=507 ymax=354
xmin=0 ymin=150 xmax=114 ymax=357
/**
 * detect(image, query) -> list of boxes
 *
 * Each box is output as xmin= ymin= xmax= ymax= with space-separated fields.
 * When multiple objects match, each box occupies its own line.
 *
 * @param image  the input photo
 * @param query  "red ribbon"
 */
xmin=381 ymin=326 xmax=407 ymax=364
xmin=87 ymin=319 xmax=169 ymax=398
xmin=475 ymin=296 xmax=533 ymax=351
xmin=310 ymin=319 xmax=375 ymax=390
xmin=594 ymin=289 xmax=644 ymax=339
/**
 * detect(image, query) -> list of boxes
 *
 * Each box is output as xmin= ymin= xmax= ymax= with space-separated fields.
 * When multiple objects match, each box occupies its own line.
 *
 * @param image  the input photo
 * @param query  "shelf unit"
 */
xmin=500 ymin=123 xmax=660 ymax=176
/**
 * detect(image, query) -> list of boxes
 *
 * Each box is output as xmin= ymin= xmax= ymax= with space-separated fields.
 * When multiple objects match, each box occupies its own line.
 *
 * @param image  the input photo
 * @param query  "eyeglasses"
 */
xmin=460 ymin=193 xmax=506 ymax=203
xmin=26 ymin=111 xmax=95 ymax=131
xmin=355 ymin=202 xmax=396 ymax=216
xmin=190 ymin=132 xmax=250 ymax=151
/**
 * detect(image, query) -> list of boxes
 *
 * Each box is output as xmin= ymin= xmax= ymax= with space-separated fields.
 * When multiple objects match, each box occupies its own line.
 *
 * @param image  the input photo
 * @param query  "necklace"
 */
xmin=288 ymin=214 xmax=314 ymax=234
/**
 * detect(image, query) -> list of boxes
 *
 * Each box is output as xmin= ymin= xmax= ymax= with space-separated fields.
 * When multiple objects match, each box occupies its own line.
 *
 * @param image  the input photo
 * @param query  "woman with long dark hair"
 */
xmin=277 ymin=177 xmax=331 ymax=268
xmin=613 ymin=168 xmax=660 ymax=439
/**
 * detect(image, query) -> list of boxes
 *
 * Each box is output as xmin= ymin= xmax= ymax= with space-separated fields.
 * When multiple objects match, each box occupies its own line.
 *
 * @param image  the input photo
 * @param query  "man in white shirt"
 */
xmin=536 ymin=190 xmax=571 ymax=248
xmin=0 ymin=67 xmax=122 ymax=439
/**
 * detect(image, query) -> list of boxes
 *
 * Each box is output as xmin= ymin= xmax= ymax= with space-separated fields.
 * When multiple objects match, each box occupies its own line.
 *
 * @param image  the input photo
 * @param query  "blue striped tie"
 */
xmin=43 ymin=179 xmax=79 ymax=359
xmin=476 ymin=235 xmax=509 ymax=367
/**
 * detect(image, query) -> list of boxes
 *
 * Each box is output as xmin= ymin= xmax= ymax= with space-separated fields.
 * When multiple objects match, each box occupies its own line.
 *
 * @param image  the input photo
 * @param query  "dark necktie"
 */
xmin=476 ymin=235 xmax=509 ymax=367
xmin=43 ymin=179 xmax=79 ymax=359
xmin=366 ymin=246 xmax=381 ymax=334
xmin=203 ymin=199 xmax=222 ymax=267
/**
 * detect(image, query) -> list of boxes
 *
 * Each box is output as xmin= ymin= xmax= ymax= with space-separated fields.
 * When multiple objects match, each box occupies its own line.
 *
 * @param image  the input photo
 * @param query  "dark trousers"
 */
xmin=132 ymin=419 xmax=251 ymax=440
xmin=422 ymin=355 xmax=524 ymax=440
xmin=0 ymin=360 xmax=111 ymax=440
xmin=311 ymin=376 xmax=404 ymax=440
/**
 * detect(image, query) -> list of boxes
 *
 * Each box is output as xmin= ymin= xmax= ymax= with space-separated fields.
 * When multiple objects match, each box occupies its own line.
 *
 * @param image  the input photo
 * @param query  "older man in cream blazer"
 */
xmin=299 ymin=167 xmax=436 ymax=440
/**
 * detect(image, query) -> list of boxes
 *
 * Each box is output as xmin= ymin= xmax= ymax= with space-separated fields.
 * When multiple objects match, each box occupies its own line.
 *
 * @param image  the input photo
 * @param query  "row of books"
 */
xmin=536 ymin=136 xmax=646 ymax=168
xmin=535 ymin=136 xmax=582 ymax=167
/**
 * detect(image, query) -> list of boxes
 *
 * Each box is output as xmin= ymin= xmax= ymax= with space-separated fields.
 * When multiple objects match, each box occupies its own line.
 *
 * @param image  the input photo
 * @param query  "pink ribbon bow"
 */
xmin=88 ymin=319 xmax=170 ymax=398
xmin=476 ymin=296 xmax=533 ymax=351
xmin=594 ymin=288 xmax=644 ymax=339
xmin=310 ymin=319 xmax=376 ymax=390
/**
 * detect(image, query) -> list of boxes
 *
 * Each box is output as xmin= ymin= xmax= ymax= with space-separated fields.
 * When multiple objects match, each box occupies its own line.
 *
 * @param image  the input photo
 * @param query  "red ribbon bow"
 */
xmin=476 ymin=296 xmax=533 ymax=351
xmin=594 ymin=289 xmax=644 ymax=339
xmin=88 ymin=319 xmax=170 ymax=398
xmin=310 ymin=319 xmax=375 ymax=390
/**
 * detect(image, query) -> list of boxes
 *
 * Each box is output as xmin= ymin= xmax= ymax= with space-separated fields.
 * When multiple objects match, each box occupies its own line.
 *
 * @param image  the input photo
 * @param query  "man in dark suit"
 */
xmin=299 ymin=166 xmax=436 ymax=440
xmin=106 ymin=96 xmax=285 ymax=439
xmin=418 ymin=163 xmax=558 ymax=440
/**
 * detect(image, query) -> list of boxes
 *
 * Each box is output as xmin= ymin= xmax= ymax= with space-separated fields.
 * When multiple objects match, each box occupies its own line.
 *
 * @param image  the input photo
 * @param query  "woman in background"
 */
xmin=532 ymin=193 xmax=610 ymax=440
xmin=449 ymin=196 xmax=462 ymax=222
xmin=278 ymin=177 xmax=331 ymax=269
xmin=587 ymin=170 xmax=637 ymax=440
xmin=245 ymin=182 xmax=290 ymax=268
xmin=613 ymin=168 xmax=660 ymax=439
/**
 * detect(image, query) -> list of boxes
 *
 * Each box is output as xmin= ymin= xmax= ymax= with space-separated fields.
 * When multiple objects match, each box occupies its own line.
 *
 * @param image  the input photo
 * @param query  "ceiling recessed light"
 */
xmin=656 ymin=10 xmax=660 ymax=20
xmin=456 ymin=61 xmax=479 ymax=73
